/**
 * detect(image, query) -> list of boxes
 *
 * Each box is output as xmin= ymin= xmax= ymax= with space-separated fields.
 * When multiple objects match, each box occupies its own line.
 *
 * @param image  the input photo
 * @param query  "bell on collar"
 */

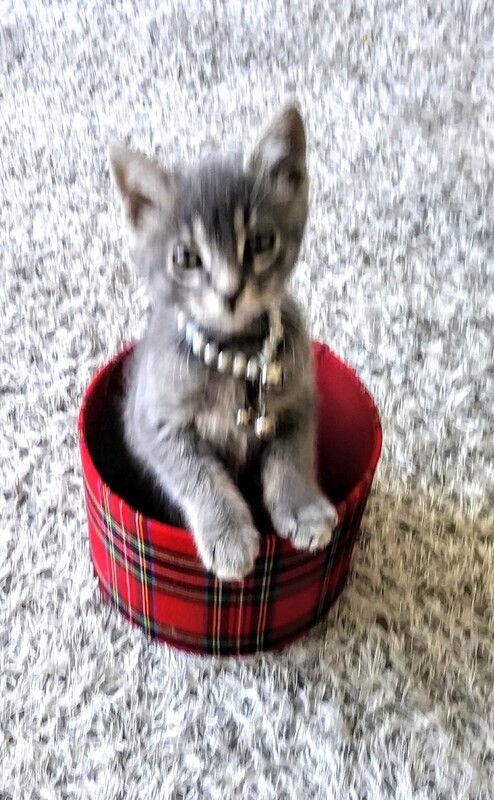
xmin=254 ymin=413 xmax=277 ymax=440
xmin=203 ymin=341 xmax=219 ymax=367
xmin=192 ymin=330 xmax=207 ymax=358
xmin=236 ymin=407 xmax=253 ymax=428
xmin=232 ymin=352 xmax=248 ymax=379
xmin=262 ymin=361 xmax=284 ymax=389
xmin=246 ymin=356 xmax=261 ymax=382
xmin=217 ymin=350 xmax=233 ymax=374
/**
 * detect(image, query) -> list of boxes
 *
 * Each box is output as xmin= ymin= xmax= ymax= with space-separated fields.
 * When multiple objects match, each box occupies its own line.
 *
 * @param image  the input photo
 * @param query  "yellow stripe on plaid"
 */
xmin=135 ymin=510 xmax=152 ymax=637
xmin=102 ymin=483 xmax=119 ymax=604
xmin=119 ymin=499 xmax=133 ymax=624
xmin=256 ymin=534 xmax=275 ymax=652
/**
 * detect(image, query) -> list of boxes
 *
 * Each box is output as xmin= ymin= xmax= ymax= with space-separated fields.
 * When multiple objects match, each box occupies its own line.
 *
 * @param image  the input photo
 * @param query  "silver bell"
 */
xmin=203 ymin=341 xmax=219 ymax=367
xmin=176 ymin=310 xmax=187 ymax=333
xmin=185 ymin=321 xmax=197 ymax=346
xmin=192 ymin=330 xmax=207 ymax=358
xmin=232 ymin=352 xmax=247 ymax=379
xmin=246 ymin=356 xmax=260 ymax=382
xmin=217 ymin=349 xmax=233 ymax=374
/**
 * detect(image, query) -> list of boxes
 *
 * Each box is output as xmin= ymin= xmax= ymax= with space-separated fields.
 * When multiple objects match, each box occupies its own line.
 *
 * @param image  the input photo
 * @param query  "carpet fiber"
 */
xmin=1 ymin=1 xmax=493 ymax=798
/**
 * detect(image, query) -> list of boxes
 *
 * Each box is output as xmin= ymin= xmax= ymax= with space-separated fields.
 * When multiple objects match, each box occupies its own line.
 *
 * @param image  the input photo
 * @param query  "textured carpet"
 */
xmin=1 ymin=1 xmax=494 ymax=798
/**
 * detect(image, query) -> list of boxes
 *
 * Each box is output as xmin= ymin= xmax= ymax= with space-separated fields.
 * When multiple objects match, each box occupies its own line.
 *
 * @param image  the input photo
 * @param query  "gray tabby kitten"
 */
xmin=109 ymin=106 xmax=338 ymax=580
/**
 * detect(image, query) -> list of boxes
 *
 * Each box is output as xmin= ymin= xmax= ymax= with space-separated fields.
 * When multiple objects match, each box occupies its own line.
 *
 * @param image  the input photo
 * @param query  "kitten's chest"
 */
xmin=194 ymin=376 xmax=252 ymax=467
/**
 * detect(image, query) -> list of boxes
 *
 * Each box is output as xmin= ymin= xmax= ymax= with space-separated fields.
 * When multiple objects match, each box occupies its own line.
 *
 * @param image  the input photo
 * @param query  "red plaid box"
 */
xmin=79 ymin=343 xmax=382 ymax=655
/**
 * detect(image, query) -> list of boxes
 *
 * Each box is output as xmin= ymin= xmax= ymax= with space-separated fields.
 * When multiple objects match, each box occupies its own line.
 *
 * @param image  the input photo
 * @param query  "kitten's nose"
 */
xmin=225 ymin=288 xmax=242 ymax=313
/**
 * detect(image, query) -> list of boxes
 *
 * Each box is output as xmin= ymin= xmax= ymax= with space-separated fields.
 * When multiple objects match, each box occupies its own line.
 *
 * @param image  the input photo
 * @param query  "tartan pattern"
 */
xmin=79 ymin=342 xmax=382 ymax=656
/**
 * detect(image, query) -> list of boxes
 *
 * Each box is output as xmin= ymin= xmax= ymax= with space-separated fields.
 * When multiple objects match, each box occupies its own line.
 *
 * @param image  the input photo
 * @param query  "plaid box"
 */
xmin=79 ymin=342 xmax=382 ymax=656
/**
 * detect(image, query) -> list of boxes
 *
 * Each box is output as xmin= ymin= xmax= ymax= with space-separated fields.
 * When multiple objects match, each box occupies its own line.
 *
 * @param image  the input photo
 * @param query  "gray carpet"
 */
xmin=1 ymin=1 xmax=494 ymax=798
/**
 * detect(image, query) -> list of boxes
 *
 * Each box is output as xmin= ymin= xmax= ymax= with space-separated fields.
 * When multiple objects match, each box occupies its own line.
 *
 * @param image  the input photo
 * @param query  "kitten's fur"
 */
xmin=109 ymin=106 xmax=338 ymax=580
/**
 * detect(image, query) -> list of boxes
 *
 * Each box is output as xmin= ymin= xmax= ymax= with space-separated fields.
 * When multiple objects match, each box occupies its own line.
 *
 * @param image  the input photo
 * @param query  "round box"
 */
xmin=79 ymin=342 xmax=382 ymax=655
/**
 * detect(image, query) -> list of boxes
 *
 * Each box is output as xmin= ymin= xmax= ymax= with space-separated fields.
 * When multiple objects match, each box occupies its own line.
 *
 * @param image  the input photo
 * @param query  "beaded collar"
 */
xmin=176 ymin=306 xmax=284 ymax=440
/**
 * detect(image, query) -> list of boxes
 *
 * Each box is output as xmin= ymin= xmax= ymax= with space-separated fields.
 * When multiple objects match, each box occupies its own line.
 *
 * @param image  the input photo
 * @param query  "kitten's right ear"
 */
xmin=108 ymin=145 xmax=175 ymax=238
xmin=245 ymin=105 xmax=307 ymax=188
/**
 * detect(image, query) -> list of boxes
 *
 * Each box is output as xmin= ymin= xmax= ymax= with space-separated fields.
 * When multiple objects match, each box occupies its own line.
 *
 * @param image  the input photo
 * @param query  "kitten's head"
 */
xmin=109 ymin=106 xmax=308 ymax=335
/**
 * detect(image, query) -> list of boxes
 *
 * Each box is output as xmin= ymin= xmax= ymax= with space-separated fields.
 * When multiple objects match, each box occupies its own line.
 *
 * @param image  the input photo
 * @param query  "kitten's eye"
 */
xmin=249 ymin=232 xmax=277 ymax=255
xmin=173 ymin=242 xmax=202 ymax=270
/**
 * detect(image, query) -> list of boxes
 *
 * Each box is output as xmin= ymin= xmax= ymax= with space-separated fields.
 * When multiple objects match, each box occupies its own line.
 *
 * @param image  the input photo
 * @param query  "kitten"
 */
xmin=109 ymin=106 xmax=338 ymax=580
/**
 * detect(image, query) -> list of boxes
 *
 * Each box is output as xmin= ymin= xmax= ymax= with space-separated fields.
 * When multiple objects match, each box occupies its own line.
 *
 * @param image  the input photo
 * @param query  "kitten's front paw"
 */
xmin=199 ymin=522 xmax=260 ymax=582
xmin=271 ymin=495 xmax=339 ymax=552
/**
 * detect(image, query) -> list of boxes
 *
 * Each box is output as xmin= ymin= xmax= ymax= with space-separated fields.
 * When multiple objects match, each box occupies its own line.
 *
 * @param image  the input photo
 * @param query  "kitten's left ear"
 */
xmin=245 ymin=105 xmax=307 ymax=190
xmin=108 ymin=145 xmax=175 ymax=241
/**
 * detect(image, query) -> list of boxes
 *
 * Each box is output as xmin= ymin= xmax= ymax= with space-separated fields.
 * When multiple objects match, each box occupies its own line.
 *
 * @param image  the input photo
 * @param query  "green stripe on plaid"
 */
xmin=315 ymin=524 xmax=341 ymax=621
xmin=256 ymin=533 xmax=276 ymax=652
xmin=144 ymin=515 xmax=159 ymax=639
xmin=203 ymin=571 xmax=215 ymax=653
xmin=214 ymin=578 xmax=222 ymax=656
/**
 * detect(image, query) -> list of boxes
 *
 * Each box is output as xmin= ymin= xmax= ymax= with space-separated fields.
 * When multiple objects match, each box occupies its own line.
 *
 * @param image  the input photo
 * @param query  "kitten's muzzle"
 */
xmin=224 ymin=287 xmax=243 ymax=313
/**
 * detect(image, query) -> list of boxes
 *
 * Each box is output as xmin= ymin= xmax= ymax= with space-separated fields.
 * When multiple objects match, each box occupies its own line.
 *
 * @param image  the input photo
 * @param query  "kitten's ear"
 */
xmin=245 ymin=105 xmax=307 ymax=188
xmin=108 ymin=145 xmax=175 ymax=236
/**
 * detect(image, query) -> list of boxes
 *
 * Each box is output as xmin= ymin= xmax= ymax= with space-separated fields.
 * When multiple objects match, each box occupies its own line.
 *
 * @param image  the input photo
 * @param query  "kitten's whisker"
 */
xmin=249 ymin=172 xmax=268 ymax=210
xmin=252 ymin=188 xmax=271 ymax=211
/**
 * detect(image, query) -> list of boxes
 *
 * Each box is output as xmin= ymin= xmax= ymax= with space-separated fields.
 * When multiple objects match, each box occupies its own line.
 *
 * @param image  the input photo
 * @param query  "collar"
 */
xmin=176 ymin=306 xmax=285 ymax=439
xmin=176 ymin=306 xmax=284 ymax=386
